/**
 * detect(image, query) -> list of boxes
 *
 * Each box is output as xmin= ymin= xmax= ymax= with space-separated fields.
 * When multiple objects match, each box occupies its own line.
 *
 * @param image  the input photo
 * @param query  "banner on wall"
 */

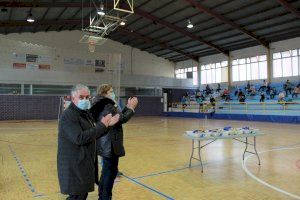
xmin=95 ymin=59 xmax=105 ymax=72
xmin=64 ymin=58 xmax=85 ymax=66
xmin=75 ymin=58 xmax=84 ymax=65
xmin=13 ymin=63 xmax=26 ymax=69
xmin=27 ymin=63 xmax=39 ymax=70
xmin=26 ymin=54 xmax=38 ymax=63
xmin=12 ymin=53 xmax=51 ymax=70
xmin=39 ymin=64 xmax=51 ymax=70
xmin=38 ymin=55 xmax=52 ymax=63
xmin=12 ymin=53 xmax=26 ymax=62
xmin=63 ymin=58 xmax=74 ymax=65
xmin=85 ymin=59 xmax=95 ymax=66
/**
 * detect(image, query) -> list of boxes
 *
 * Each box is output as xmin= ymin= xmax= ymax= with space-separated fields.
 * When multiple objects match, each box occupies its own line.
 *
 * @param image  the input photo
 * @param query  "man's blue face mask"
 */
xmin=76 ymin=99 xmax=91 ymax=110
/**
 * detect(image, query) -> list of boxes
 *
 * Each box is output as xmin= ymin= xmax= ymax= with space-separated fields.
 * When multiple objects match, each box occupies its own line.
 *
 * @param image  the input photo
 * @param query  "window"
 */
xmin=175 ymin=66 xmax=198 ymax=85
xmin=273 ymin=49 xmax=300 ymax=78
xmin=232 ymin=55 xmax=267 ymax=82
xmin=200 ymin=61 xmax=228 ymax=84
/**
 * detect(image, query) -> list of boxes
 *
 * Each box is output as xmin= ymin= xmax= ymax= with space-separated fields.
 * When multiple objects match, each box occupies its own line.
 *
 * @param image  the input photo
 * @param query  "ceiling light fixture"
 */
xmin=97 ymin=3 xmax=105 ymax=16
xmin=120 ymin=20 xmax=126 ymax=26
xmin=187 ymin=19 xmax=193 ymax=29
xmin=27 ymin=13 xmax=35 ymax=23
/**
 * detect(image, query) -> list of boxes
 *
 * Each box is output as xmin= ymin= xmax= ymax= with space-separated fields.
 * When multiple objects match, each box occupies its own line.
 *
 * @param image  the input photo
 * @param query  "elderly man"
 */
xmin=57 ymin=84 xmax=120 ymax=200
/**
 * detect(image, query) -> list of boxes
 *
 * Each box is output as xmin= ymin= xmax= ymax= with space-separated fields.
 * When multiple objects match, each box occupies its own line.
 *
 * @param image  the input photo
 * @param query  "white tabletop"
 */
xmin=184 ymin=132 xmax=265 ymax=141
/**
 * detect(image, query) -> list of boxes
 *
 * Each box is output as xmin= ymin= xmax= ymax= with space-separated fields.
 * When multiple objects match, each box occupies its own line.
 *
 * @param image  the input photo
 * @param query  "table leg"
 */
xmin=254 ymin=136 xmax=261 ymax=165
xmin=189 ymin=139 xmax=194 ymax=167
xmin=243 ymin=137 xmax=248 ymax=160
xmin=198 ymin=140 xmax=203 ymax=173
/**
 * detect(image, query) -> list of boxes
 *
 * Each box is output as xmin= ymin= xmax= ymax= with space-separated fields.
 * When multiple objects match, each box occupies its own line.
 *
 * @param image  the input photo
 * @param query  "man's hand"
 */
xmin=101 ymin=114 xmax=112 ymax=127
xmin=127 ymin=97 xmax=138 ymax=110
xmin=108 ymin=114 xmax=120 ymax=126
xmin=100 ymin=113 xmax=120 ymax=127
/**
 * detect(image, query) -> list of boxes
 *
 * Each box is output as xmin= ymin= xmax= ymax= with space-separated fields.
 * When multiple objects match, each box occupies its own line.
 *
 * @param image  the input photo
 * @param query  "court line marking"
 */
xmin=0 ymin=128 xmax=56 ymax=130
xmin=132 ymin=142 xmax=300 ymax=180
xmin=1 ymin=139 xmax=55 ymax=147
xmin=133 ymin=166 xmax=190 ymax=180
xmin=97 ymin=160 xmax=174 ymax=200
xmin=121 ymin=174 xmax=175 ymax=200
xmin=8 ymin=145 xmax=47 ymax=198
xmin=242 ymin=146 xmax=300 ymax=200
xmin=132 ymin=154 xmax=238 ymax=180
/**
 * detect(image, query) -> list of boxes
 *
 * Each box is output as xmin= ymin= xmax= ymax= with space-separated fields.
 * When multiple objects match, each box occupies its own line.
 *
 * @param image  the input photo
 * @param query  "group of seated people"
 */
xmin=181 ymin=79 xmax=300 ymax=107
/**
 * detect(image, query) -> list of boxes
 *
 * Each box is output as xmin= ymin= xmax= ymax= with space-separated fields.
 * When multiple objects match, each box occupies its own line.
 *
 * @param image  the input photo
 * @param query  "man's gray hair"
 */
xmin=71 ymin=84 xmax=90 ymax=97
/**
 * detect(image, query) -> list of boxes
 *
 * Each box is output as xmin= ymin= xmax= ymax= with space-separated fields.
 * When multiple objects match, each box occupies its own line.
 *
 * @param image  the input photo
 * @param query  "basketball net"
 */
xmin=88 ymin=41 xmax=96 ymax=53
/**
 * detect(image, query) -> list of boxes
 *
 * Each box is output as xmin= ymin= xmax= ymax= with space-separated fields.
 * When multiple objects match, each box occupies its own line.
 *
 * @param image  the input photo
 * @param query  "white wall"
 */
xmin=197 ymin=37 xmax=300 ymax=86
xmin=269 ymin=37 xmax=300 ymax=83
xmin=198 ymin=53 xmax=228 ymax=65
xmin=1 ymin=30 xmax=175 ymax=77
xmin=0 ymin=31 xmax=197 ymax=89
xmin=175 ymin=59 xmax=198 ymax=69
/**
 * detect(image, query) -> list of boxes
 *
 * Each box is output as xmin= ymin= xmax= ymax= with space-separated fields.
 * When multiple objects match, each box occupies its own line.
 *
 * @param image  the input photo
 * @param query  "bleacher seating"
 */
xmin=170 ymin=81 xmax=300 ymax=116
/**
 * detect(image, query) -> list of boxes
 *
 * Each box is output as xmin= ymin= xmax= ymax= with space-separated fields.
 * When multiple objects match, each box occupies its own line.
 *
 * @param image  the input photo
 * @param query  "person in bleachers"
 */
xmin=196 ymin=93 xmax=204 ymax=110
xmin=278 ymin=91 xmax=285 ymax=102
xmin=292 ymin=86 xmax=300 ymax=98
xmin=181 ymin=94 xmax=189 ymax=109
xmin=209 ymin=95 xmax=216 ymax=109
xmin=265 ymin=82 xmax=271 ymax=95
xmin=237 ymin=89 xmax=243 ymax=99
xmin=238 ymin=91 xmax=246 ymax=103
xmin=259 ymin=92 xmax=265 ymax=102
xmin=249 ymin=85 xmax=256 ymax=96
xmin=205 ymin=84 xmax=212 ymax=96
xmin=278 ymin=91 xmax=289 ymax=109
xmin=258 ymin=80 xmax=268 ymax=92
xmin=221 ymin=88 xmax=231 ymax=101
xmin=195 ymin=90 xmax=201 ymax=99
xmin=245 ymin=81 xmax=251 ymax=94
xmin=283 ymin=80 xmax=293 ymax=96
xmin=216 ymin=83 xmax=221 ymax=93
xmin=269 ymin=89 xmax=275 ymax=99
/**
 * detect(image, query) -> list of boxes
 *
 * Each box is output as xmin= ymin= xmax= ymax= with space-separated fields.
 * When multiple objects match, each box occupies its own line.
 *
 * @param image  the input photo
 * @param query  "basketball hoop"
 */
xmin=88 ymin=41 xmax=96 ymax=53
xmin=79 ymin=35 xmax=107 ymax=53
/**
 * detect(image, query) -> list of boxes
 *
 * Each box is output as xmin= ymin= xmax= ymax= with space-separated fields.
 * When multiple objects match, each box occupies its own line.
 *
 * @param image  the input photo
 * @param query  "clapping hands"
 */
xmin=101 ymin=113 xmax=120 ymax=127
xmin=127 ymin=97 xmax=138 ymax=111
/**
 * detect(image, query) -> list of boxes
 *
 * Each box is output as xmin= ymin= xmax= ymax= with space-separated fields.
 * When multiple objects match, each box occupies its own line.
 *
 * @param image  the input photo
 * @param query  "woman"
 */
xmin=90 ymin=84 xmax=138 ymax=200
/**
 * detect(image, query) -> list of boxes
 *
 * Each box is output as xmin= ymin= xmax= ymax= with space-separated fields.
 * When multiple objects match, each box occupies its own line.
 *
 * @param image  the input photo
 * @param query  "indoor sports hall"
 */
xmin=0 ymin=1 xmax=300 ymax=200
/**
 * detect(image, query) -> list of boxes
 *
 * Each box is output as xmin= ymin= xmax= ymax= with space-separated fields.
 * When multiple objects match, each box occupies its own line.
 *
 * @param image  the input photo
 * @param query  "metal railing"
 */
xmin=170 ymin=101 xmax=300 ymax=116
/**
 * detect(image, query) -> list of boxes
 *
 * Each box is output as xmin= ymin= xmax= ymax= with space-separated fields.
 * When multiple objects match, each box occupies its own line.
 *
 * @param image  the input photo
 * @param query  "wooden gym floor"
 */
xmin=0 ymin=117 xmax=299 ymax=200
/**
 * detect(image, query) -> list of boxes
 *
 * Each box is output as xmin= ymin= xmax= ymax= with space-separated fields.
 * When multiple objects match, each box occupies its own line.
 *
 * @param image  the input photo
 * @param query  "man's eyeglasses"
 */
xmin=79 ymin=95 xmax=91 ymax=100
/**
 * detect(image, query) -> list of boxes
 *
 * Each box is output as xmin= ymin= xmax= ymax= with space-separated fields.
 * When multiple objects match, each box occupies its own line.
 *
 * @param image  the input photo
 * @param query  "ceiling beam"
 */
xmin=122 ymin=0 xmax=180 ymax=45
xmin=131 ymin=0 xmax=262 ymax=47
xmin=133 ymin=8 xmax=228 ymax=56
xmin=64 ymin=7 xmax=82 ymax=31
xmin=0 ymin=1 xmax=230 ymax=55
xmin=118 ymin=28 xmax=199 ymax=61
xmin=0 ymin=20 xmax=86 ymax=27
xmin=144 ymin=9 xmax=291 ymax=53
xmin=47 ymin=6 xmax=69 ymax=32
xmin=4 ymin=6 xmax=13 ymax=34
xmin=184 ymin=0 xmax=269 ymax=48
xmin=33 ymin=7 xmax=51 ymax=33
xmin=276 ymin=0 xmax=300 ymax=18
xmin=0 ymin=2 xmax=89 ymax=7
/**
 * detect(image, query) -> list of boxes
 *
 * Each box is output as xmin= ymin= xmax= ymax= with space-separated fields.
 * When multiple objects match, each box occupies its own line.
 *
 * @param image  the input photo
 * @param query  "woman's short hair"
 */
xmin=97 ymin=84 xmax=112 ymax=96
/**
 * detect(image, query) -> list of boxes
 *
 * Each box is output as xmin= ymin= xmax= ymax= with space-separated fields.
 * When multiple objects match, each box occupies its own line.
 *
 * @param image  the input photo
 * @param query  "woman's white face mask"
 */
xmin=106 ymin=88 xmax=116 ymax=102
xmin=110 ymin=92 xmax=116 ymax=101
